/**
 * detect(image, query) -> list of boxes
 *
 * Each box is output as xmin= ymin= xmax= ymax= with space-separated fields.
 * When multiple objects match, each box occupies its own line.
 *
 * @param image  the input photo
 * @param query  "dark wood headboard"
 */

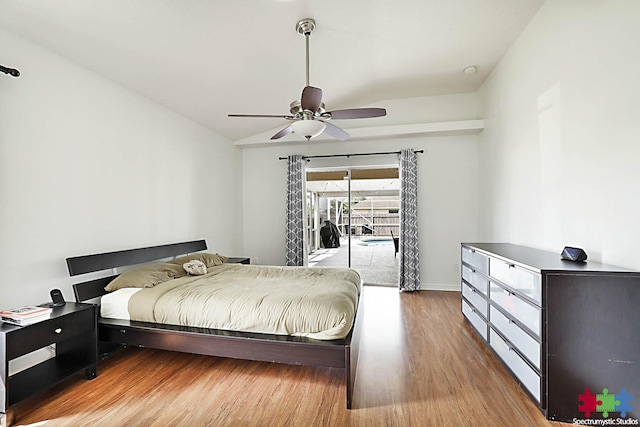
xmin=67 ymin=239 xmax=207 ymax=302
xmin=67 ymin=240 xmax=207 ymax=276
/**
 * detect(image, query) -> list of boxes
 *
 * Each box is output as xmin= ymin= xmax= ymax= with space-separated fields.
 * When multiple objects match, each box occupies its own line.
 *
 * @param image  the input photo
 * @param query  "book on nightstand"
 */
xmin=0 ymin=305 xmax=53 ymax=326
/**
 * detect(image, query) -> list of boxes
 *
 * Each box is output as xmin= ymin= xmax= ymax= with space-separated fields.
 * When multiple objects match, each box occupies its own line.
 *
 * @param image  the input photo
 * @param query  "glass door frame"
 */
xmin=305 ymin=164 xmax=399 ymax=268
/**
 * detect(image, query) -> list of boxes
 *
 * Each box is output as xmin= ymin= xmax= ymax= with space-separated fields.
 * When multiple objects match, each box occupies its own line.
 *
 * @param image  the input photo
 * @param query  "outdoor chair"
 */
xmin=390 ymin=230 xmax=399 ymax=257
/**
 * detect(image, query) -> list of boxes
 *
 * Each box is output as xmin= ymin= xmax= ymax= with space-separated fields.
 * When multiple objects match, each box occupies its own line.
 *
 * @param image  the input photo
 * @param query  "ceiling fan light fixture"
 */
xmin=291 ymin=119 xmax=326 ymax=139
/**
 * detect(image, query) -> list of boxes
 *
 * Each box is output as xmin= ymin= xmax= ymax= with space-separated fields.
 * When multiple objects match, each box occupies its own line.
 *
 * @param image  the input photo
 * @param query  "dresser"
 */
xmin=461 ymin=243 xmax=639 ymax=423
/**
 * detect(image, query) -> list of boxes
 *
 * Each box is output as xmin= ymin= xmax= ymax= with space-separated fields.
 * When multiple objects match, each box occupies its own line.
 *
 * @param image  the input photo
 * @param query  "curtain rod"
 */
xmin=278 ymin=149 xmax=423 ymax=161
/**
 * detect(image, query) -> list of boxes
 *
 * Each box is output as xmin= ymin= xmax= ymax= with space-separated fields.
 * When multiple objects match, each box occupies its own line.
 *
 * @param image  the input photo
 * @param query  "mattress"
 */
xmin=101 ymin=264 xmax=361 ymax=340
xmin=101 ymin=287 xmax=140 ymax=320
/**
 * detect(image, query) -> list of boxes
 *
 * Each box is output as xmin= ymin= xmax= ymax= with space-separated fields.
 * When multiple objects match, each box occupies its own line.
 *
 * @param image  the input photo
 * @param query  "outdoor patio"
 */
xmin=308 ymin=236 xmax=398 ymax=286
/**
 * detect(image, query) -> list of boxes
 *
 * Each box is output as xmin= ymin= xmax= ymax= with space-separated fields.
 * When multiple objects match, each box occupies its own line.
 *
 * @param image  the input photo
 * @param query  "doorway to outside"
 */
xmin=306 ymin=166 xmax=400 ymax=286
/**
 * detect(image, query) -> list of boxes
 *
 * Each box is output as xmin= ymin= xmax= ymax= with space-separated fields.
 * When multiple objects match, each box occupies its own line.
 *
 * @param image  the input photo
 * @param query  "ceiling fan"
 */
xmin=228 ymin=18 xmax=386 ymax=141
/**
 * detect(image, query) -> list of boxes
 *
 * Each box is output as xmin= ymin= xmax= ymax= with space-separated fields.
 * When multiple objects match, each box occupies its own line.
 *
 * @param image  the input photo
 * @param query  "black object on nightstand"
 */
xmin=49 ymin=289 xmax=66 ymax=307
xmin=1 ymin=302 xmax=98 ymax=427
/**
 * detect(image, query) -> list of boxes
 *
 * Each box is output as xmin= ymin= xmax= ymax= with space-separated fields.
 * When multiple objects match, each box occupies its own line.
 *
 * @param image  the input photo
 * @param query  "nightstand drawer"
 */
xmin=6 ymin=308 xmax=94 ymax=359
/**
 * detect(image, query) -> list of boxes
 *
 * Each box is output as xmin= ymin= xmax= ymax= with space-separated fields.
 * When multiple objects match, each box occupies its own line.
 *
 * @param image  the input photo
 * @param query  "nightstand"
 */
xmin=226 ymin=257 xmax=251 ymax=264
xmin=1 ymin=302 xmax=97 ymax=427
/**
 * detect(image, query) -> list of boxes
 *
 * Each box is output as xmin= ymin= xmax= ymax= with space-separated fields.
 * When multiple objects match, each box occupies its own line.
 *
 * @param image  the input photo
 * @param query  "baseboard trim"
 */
xmin=363 ymin=282 xmax=461 ymax=291
xmin=421 ymin=283 xmax=460 ymax=292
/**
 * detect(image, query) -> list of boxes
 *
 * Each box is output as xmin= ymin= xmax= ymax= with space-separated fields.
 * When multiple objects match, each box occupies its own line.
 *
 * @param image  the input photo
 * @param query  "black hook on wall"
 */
xmin=0 ymin=64 xmax=20 ymax=77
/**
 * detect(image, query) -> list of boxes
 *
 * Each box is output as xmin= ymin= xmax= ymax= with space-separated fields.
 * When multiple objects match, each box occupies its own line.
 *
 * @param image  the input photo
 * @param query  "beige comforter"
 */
xmin=128 ymin=264 xmax=361 ymax=340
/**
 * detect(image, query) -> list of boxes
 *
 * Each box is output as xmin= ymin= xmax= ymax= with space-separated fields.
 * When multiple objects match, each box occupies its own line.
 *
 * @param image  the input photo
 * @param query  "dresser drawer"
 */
xmin=462 ymin=246 xmax=489 ymax=273
xmin=490 ymin=282 xmax=541 ymax=337
xmin=462 ymin=299 xmax=487 ymax=340
xmin=490 ymin=305 xmax=540 ymax=369
xmin=489 ymin=328 xmax=541 ymax=402
xmin=6 ymin=308 xmax=94 ymax=359
xmin=489 ymin=258 xmax=541 ymax=304
xmin=462 ymin=282 xmax=487 ymax=318
xmin=462 ymin=265 xmax=488 ymax=295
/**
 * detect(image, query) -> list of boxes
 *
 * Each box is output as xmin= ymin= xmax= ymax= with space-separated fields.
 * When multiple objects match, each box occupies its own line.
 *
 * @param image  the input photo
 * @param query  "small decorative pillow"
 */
xmin=183 ymin=260 xmax=207 ymax=276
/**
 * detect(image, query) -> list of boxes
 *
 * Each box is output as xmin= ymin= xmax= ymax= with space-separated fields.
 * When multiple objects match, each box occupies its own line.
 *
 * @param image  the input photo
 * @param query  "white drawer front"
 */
xmin=462 ymin=282 xmax=488 ymax=318
xmin=490 ymin=306 xmax=540 ymax=369
xmin=462 ymin=265 xmax=488 ymax=295
xmin=490 ymin=283 xmax=541 ymax=337
xmin=462 ymin=300 xmax=487 ymax=341
xmin=489 ymin=328 xmax=541 ymax=402
xmin=461 ymin=247 xmax=489 ymax=273
xmin=489 ymin=258 xmax=541 ymax=304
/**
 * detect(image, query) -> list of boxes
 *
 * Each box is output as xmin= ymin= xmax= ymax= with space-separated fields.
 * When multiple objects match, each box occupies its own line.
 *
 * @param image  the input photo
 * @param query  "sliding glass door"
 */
xmin=306 ymin=167 xmax=400 ymax=286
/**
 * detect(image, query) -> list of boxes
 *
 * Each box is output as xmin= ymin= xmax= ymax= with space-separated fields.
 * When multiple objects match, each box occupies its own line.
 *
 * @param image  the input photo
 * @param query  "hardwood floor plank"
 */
xmin=13 ymin=287 xmax=571 ymax=426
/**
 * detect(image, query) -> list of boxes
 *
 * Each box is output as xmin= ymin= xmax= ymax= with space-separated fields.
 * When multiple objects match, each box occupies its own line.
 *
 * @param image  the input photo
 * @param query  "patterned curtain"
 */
xmin=285 ymin=155 xmax=307 ymax=266
xmin=398 ymin=149 xmax=421 ymax=291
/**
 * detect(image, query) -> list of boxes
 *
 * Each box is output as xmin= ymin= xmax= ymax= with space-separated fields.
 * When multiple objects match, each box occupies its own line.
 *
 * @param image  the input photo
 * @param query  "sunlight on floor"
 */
xmin=308 ymin=248 xmax=340 ymax=266
xmin=16 ymin=420 xmax=50 ymax=426
xmin=309 ymin=238 xmax=398 ymax=285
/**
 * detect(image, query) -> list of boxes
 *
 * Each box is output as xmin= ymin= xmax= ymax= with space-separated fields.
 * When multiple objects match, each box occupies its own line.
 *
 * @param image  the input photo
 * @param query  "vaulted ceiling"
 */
xmin=0 ymin=0 xmax=544 ymax=142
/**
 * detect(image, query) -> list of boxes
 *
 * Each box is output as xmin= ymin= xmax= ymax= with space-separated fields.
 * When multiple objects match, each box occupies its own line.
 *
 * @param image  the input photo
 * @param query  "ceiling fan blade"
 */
xmin=271 ymin=125 xmax=294 ymax=140
xmin=327 ymin=108 xmax=387 ymax=120
xmin=322 ymin=122 xmax=349 ymax=141
xmin=301 ymin=86 xmax=323 ymax=111
xmin=229 ymin=114 xmax=294 ymax=119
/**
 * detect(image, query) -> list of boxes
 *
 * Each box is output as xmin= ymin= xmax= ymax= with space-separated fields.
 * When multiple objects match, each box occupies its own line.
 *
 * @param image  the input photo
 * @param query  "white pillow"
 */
xmin=183 ymin=260 xmax=207 ymax=276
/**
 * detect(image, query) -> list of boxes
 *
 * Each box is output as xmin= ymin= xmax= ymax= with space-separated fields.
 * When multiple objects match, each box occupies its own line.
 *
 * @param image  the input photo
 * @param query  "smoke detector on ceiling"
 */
xmin=463 ymin=65 xmax=478 ymax=75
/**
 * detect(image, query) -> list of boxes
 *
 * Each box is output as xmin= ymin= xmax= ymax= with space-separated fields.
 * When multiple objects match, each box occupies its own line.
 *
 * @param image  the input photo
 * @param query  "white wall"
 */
xmin=242 ymin=94 xmax=480 ymax=289
xmin=477 ymin=0 xmax=640 ymax=268
xmin=0 ymin=28 xmax=242 ymax=309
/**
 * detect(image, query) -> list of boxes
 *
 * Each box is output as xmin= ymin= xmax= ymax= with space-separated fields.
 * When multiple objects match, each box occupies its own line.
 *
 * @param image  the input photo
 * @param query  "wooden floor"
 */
xmin=13 ymin=287 xmax=572 ymax=427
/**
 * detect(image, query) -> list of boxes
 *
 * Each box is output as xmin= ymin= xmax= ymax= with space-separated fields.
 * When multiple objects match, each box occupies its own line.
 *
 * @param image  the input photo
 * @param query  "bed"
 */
xmin=67 ymin=240 xmax=364 ymax=409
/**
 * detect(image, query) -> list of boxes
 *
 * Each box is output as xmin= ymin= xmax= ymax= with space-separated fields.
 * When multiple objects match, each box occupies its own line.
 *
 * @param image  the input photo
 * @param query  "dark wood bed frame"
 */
xmin=67 ymin=240 xmax=363 ymax=409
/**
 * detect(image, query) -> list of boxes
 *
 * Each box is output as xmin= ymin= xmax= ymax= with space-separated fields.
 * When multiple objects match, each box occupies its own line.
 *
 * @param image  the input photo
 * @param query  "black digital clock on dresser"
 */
xmin=1 ymin=302 xmax=98 ymax=427
xmin=461 ymin=243 xmax=639 ymax=423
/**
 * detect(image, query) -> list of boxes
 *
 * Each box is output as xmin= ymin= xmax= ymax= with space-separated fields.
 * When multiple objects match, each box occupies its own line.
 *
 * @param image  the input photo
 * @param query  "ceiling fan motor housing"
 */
xmin=289 ymin=100 xmax=326 ymax=118
xmin=289 ymin=100 xmax=302 ymax=116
